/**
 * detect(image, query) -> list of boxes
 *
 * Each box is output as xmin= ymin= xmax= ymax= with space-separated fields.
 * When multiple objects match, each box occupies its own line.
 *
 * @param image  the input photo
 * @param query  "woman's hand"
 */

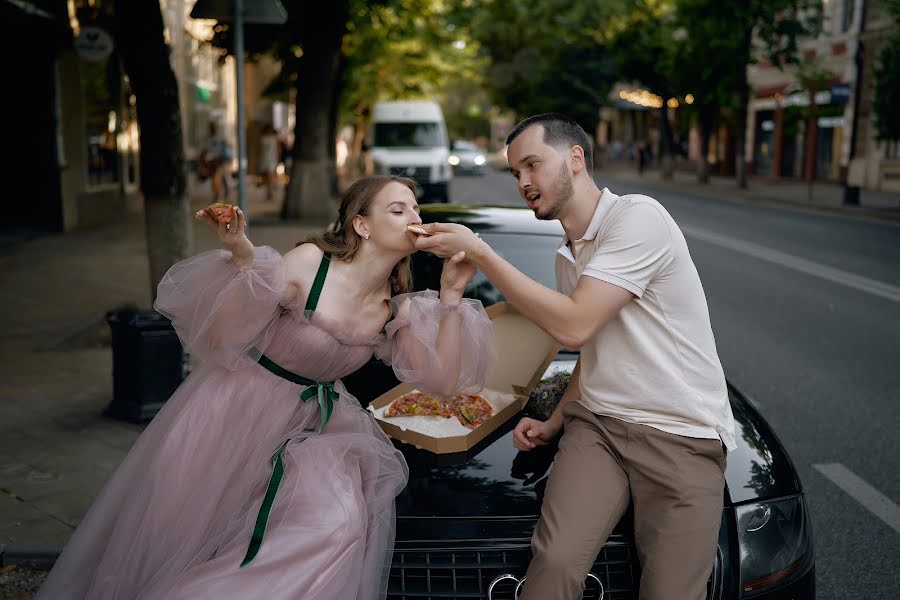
xmin=439 ymin=250 xmax=476 ymax=305
xmin=196 ymin=206 xmax=254 ymax=267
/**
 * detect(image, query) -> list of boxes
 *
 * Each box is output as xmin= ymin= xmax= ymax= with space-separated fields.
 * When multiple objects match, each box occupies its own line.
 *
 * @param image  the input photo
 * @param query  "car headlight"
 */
xmin=737 ymin=495 xmax=813 ymax=597
xmin=474 ymin=154 xmax=486 ymax=165
xmin=448 ymin=155 xmax=460 ymax=166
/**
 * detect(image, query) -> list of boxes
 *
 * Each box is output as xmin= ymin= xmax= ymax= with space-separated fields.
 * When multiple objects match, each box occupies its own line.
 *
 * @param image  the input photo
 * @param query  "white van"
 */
xmin=369 ymin=101 xmax=452 ymax=203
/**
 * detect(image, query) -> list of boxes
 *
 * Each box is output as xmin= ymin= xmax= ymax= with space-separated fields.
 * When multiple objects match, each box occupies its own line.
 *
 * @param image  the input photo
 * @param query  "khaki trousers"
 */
xmin=520 ymin=401 xmax=726 ymax=600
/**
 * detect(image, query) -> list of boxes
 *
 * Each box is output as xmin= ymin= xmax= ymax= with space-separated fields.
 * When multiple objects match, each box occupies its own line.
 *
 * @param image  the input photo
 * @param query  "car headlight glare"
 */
xmin=448 ymin=155 xmax=460 ymax=166
xmin=474 ymin=154 xmax=486 ymax=165
xmin=737 ymin=495 xmax=813 ymax=597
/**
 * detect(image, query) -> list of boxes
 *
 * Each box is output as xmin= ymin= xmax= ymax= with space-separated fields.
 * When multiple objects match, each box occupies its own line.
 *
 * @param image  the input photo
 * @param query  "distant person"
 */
xmin=200 ymin=122 xmax=232 ymax=201
xmin=258 ymin=124 xmax=279 ymax=201
xmin=637 ymin=139 xmax=651 ymax=175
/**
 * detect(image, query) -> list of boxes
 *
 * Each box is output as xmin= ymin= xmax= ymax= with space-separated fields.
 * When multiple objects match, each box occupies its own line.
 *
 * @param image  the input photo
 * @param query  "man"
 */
xmin=415 ymin=113 xmax=736 ymax=600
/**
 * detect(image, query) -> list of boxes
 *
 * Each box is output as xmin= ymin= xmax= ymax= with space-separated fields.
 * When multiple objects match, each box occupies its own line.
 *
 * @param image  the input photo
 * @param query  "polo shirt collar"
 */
xmin=557 ymin=188 xmax=617 ymax=264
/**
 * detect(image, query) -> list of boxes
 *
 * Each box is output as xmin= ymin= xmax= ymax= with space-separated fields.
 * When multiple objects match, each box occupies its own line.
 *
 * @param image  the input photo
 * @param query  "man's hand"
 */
xmin=513 ymin=416 xmax=562 ymax=451
xmin=415 ymin=223 xmax=486 ymax=261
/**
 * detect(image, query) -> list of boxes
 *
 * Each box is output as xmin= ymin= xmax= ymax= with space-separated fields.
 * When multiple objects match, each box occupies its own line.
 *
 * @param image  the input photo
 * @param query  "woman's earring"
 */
xmin=365 ymin=233 xmax=370 ymax=240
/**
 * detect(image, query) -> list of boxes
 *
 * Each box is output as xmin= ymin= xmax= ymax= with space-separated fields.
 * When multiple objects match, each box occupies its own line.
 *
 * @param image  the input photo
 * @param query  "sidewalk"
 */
xmin=0 ymin=179 xmax=329 ymax=591
xmin=599 ymin=163 xmax=900 ymax=223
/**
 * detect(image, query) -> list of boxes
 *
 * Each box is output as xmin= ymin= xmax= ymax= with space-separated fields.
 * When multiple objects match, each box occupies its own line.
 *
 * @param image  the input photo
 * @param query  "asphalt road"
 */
xmin=449 ymin=167 xmax=900 ymax=600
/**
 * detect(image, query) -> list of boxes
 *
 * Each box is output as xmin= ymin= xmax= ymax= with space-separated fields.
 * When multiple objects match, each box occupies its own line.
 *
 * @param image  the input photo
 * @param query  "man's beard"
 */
xmin=535 ymin=162 xmax=573 ymax=221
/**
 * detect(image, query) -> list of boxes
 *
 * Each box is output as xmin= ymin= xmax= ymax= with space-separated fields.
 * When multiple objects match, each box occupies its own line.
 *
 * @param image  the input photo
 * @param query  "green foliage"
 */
xmin=459 ymin=0 xmax=624 ymax=132
xmin=340 ymin=0 xmax=487 ymax=131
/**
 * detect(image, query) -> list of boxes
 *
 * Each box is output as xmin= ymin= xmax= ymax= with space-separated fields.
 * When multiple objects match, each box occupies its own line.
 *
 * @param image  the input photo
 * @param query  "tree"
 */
xmin=672 ymin=0 xmax=742 ymax=183
xmin=610 ymin=0 xmax=680 ymax=178
xmin=727 ymin=0 xmax=822 ymax=188
xmin=873 ymin=1 xmax=900 ymax=142
xmin=114 ymin=0 xmax=191 ymax=298
xmin=339 ymin=0 xmax=487 ymax=173
xmin=462 ymin=0 xmax=623 ymax=154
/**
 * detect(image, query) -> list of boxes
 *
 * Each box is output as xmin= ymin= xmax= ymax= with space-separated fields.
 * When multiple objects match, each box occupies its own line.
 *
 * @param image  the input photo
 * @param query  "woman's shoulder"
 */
xmin=284 ymin=242 xmax=326 ymax=281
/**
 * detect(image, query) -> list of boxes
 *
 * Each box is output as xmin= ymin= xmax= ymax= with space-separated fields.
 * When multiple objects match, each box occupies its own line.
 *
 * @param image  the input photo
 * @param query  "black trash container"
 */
xmin=105 ymin=307 xmax=187 ymax=422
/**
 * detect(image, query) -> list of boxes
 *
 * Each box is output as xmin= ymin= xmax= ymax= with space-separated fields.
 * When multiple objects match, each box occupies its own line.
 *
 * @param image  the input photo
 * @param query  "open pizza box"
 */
xmin=368 ymin=302 xmax=561 ymax=454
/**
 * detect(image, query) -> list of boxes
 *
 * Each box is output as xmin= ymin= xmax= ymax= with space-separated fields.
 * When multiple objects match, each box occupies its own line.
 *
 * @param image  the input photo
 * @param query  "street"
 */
xmin=450 ymin=167 xmax=900 ymax=600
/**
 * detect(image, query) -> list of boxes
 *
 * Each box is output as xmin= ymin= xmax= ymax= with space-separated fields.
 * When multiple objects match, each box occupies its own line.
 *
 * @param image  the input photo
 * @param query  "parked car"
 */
xmin=449 ymin=140 xmax=487 ymax=175
xmin=342 ymin=205 xmax=815 ymax=600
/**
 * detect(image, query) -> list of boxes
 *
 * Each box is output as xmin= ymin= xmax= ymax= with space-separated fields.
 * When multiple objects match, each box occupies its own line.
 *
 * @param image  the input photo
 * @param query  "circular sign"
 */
xmin=75 ymin=26 xmax=114 ymax=62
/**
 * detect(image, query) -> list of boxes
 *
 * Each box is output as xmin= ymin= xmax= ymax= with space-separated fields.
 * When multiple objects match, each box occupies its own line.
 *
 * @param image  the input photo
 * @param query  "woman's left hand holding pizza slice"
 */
xmin=195 ymin=203 xmax=254 ymax=268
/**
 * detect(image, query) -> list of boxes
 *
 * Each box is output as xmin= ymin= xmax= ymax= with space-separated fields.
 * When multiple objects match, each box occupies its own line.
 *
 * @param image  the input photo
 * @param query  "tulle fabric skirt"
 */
xmin=35 ymin=362 xmax=409 ymax=600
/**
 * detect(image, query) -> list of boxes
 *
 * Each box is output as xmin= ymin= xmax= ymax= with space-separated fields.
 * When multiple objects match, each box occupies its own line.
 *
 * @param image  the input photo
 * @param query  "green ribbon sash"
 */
xmin=240 ymin=353 xmax=339 ymax=568
xmin=240 ymin=441 xmax=287 ymax=567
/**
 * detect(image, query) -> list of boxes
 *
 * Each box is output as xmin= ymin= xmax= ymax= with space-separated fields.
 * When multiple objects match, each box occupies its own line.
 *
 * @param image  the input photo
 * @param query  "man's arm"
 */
xmin=416 ymin=226 xmax=632 ymax=349
xmin=473 ymin=244 xmax=633 ymax=349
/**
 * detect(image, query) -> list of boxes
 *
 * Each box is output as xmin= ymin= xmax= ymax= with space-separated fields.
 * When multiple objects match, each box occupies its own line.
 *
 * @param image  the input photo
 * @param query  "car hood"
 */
xmin=393 ymin=383 xmax=802 ymax=518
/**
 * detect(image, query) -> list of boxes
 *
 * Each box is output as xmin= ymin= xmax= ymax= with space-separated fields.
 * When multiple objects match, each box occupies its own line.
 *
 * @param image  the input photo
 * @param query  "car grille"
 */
xmin=390 ymin=165 xmax=431 ymax=185
xmin=388 ymin=534 xmax=637 ymax=599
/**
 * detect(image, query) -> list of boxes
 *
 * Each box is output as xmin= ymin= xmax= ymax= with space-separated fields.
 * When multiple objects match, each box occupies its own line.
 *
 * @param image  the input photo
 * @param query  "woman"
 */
xmin=36 ymin=176 xmax=494 ymax=599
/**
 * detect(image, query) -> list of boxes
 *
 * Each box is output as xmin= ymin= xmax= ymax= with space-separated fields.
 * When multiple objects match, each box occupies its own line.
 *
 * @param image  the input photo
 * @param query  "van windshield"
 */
xmin=374 ymin=122 xmax=444 ymax=148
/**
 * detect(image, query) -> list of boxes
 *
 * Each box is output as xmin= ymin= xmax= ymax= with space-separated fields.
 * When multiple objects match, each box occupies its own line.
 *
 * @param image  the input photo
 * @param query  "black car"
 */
xmin=343 ymin=205 xmax=815 ymax=600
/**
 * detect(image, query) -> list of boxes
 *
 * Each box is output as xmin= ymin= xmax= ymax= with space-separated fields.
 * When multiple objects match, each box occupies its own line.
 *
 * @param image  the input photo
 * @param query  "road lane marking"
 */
xmin=680 ymin=225 xmax=900 ymax=305
xmin=813 ymin=462 xmax=900 ymax=535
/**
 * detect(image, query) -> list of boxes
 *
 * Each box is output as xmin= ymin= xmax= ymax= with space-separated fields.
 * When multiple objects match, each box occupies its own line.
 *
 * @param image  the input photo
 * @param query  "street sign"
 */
xmin=75 ymin=26 xmax=114 ymax=62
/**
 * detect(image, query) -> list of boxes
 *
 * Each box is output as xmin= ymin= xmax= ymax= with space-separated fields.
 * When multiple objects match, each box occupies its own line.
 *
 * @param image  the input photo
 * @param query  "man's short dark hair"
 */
xmin=505 ymin=113 xmax=593 ymax=169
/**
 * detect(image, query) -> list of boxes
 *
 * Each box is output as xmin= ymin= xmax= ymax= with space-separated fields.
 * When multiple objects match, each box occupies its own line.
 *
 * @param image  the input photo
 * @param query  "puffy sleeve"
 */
xmin=375 ymin=290 xmax=495 ymax=397
xmin=153 ymin=246 xmax=290 ymax=370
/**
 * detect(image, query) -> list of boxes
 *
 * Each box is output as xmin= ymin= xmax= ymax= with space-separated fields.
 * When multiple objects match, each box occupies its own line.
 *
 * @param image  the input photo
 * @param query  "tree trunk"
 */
xmin=659 ymin=105 xmax=674 ymax=180
xmin=735 ymin=30 xmax=752 ymax=189
xmin=114 ymin=0 xmax=190 ymax=300
xmin=282 ymin=0 xmax=349 ymax=220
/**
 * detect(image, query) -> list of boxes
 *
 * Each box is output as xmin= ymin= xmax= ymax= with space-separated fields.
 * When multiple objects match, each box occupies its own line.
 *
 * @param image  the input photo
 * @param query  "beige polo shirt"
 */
xmin=556 ymin=188 xmax=736 ymax=451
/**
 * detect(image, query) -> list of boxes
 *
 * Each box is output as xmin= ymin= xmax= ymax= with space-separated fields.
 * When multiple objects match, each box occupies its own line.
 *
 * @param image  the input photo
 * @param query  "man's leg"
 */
xmin=627 ymin=424 xmax=726 ymax=600
xmin=519 ymin=403 xmax=631 ymax=600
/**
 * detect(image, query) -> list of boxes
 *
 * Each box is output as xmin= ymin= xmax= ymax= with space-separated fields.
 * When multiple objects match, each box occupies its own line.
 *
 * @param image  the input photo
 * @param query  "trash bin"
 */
xmin=105 ymin=306 xmax=187 ymax=422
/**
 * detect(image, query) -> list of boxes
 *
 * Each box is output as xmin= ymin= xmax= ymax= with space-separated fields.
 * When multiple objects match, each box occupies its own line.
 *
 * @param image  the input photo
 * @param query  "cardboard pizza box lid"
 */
xmin=369 ymin=301 xmax=561 ymax=454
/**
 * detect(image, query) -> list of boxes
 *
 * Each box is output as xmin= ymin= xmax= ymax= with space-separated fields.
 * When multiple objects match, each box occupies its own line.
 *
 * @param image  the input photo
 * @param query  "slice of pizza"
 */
xmin=203 ymin=202 xmax=236 ymax=224
xmin=406 ymin=224 xmax=430 ymax=236
xmin=443 ymin=393 xmax=494 ymax=429
xmin=384 ymin=391 xmax=444 ymax=418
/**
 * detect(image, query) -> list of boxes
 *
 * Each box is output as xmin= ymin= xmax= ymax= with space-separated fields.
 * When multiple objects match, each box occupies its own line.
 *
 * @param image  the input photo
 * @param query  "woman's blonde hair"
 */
xmin=299 ymin=175 xmax=417 ymax=295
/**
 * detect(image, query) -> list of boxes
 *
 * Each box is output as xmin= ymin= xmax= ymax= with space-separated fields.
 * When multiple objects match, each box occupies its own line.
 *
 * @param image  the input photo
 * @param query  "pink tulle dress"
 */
xmin=36 ymin=246 xmax=494 ymax=600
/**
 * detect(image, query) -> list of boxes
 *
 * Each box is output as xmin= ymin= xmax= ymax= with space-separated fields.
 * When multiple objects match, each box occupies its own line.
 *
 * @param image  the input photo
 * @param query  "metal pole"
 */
xmin=234 ymin=0 xmax=247 ymax=215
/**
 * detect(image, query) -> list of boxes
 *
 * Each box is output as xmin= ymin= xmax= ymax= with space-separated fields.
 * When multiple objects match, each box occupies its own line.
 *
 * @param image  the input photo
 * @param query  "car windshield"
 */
xmin=374 ymin=122 xmax=443 ymax=148
xmin=452 ymin=141 xmax=479 ymax=151
xmin=412 ymin=232 xmax=560 ymax=306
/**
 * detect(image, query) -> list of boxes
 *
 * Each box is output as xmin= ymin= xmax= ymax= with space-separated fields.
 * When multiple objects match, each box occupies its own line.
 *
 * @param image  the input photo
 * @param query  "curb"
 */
xmin=0 ymin=545 xmax=62 ymax=569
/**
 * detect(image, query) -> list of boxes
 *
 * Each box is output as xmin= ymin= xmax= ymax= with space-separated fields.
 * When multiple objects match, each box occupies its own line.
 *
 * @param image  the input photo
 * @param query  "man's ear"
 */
xmin=570 ymin=144 xmax=586 ymax=174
